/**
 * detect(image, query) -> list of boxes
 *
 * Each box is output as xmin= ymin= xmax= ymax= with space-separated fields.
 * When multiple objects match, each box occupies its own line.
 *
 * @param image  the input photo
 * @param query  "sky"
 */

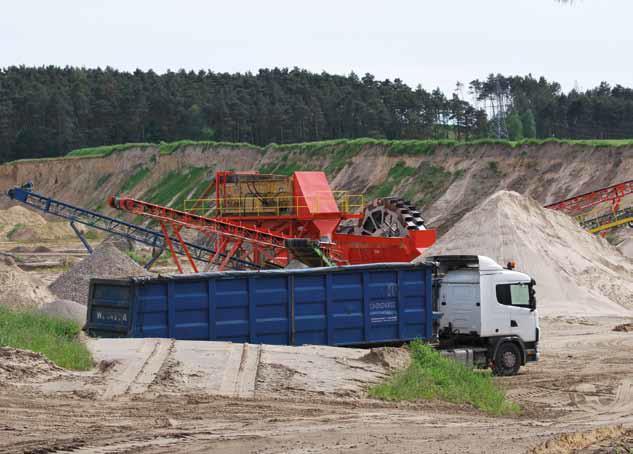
xmin=2 ymin=0 xmax=632 ymax=97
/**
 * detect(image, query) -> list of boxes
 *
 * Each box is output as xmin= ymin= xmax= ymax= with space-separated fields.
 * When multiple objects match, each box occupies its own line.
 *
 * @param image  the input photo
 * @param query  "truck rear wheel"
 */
xmin=493 ymin=342 xmax=521 ymax=376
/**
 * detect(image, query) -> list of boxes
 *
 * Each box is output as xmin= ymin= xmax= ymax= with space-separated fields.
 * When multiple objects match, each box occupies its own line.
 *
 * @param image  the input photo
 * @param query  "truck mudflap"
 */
xmin=525 ymin=347 xmax=539 ymax=362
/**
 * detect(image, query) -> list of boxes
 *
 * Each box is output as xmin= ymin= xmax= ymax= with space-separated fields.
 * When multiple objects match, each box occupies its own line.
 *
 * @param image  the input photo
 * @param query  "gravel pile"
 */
xmin=50 ymin=243 xmax=151 ymax=305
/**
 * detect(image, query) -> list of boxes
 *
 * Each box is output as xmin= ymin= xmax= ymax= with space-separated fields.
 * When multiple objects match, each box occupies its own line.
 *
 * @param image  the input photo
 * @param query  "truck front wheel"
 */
xmin=493 ymin=342 xmax=521 ymax=376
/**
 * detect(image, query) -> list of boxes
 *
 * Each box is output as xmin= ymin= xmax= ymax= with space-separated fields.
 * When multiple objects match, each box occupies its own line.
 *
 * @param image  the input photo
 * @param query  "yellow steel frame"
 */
xmin=184 ymin=191 xmax=364 ymax=216
xmin=589 ymin=216 xmax=633 ymax=234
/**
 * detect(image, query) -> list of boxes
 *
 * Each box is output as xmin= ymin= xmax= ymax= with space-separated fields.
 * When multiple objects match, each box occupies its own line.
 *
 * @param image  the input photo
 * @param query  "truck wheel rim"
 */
xmin=502 ymin=351 xmax=517 ymax=368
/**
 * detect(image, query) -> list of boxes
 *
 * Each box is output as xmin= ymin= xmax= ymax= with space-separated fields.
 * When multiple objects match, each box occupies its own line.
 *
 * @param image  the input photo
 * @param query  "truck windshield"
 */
xmin=496 ymin=283 xmax=531 ymax=308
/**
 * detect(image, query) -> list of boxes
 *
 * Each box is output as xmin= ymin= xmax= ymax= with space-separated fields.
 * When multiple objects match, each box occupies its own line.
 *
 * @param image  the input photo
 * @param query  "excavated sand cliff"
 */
xmin=0 ymin=142 xmax=631 ymax=235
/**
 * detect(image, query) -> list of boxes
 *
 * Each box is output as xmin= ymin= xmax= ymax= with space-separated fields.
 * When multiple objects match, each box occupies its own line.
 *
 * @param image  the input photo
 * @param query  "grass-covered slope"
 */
xmin=0 ymin=307 xmax=92 ymax=370
xmin=65 ymin=140 xmax=262 ymax=159
xmin=369 ymin=341 xmax=519 ymax=416
xmin=30 ymin=137 xmax=633 ymax=163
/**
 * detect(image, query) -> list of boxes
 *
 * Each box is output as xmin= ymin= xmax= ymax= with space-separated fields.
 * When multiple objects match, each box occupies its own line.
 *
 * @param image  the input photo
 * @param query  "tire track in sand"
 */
xmin=101 ymin=338 xmax=173 ymax=400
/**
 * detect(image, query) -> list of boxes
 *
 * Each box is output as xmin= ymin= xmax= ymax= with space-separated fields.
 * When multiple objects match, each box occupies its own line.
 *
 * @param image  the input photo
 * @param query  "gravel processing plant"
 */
xmin=0 ymin=141 xmax=632 ymax=453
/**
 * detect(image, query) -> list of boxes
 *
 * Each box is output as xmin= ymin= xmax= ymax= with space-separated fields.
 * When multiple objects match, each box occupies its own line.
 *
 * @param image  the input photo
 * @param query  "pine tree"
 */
xmin=521 ymin=110 xmax=537 ymax=138
xmin=506 ymin=112 xmax=524 ymax=140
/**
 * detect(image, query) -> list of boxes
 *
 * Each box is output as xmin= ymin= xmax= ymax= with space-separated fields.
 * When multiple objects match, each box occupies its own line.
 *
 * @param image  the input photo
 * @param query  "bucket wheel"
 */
xmin=353 ymin=197 xmax=426 ymax=237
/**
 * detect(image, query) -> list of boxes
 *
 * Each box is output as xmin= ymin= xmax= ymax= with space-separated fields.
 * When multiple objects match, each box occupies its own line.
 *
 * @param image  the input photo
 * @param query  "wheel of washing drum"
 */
xmin=353 ymin=197 xmax=426 ymax=237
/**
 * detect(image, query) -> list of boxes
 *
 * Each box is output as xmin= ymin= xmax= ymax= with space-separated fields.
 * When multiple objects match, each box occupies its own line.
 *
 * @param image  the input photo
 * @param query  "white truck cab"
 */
xmin=430 ymin=255 xmax=539 ymax=376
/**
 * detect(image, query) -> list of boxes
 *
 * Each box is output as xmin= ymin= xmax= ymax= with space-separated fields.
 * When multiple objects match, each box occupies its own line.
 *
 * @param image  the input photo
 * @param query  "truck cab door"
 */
xmin=495 ymin=282 xmax=536 ymax=342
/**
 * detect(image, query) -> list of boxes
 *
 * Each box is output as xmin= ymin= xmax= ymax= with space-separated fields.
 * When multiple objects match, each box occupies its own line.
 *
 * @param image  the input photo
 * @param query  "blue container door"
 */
xmin=171 ymin=279 xmax=210 ymax=340
xmin=293 ymin=274 xmax=328 ymax=345
xmin=213 ymin=277 xmax=249 ymax=343
xmin=88 ymin=281 xmax=134 ymax=336
xmin=251 ymin=275 xmax=290 ymax=345
xmin=398 ymin=269 xmax=432 ymax=340
xmin=135 ymin=282 xmax=168 ymax=337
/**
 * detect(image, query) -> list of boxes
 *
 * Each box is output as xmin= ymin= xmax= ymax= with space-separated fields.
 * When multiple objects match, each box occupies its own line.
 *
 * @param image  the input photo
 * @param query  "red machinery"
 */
xmin=110 ymin=170 xmax=436 ymax=271
xmin=545 ymin=179 xmax=633 ymax=234
xmin=545 ymin=180 xmax=633 ymax=215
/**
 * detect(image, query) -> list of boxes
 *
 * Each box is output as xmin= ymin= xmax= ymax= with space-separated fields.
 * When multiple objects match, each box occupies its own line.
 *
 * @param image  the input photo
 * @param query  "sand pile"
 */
xmin=0 ymin=205 xmax=47 ymax=226
xmin=38 ymin=299 xmax=87 ymax=326
xmin=360 ymin=347 xmax=411 ymax=371
xmin=620 ymin=239 xmax=633 ymax=257
xmin=0 ymin=347 xmax=65 ymax=384
xmin=50 ymin=243 xmax=151 ymax=305
xmin=420 ymin=191 xmax=633 ymax=317
xmin=0 ymin=256 xmax=54 ymax=309
xmin=0 ymin=205 xmax=73 ymax=241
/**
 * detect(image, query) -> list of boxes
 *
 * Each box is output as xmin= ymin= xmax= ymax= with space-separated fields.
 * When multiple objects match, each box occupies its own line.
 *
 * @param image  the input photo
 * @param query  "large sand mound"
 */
xmin=50 ymin=243 xmax=151 ymax=305
xmin=0 ymin=257 xmax=54 ymax=309
xmin=420 ymin=191 xmax=633 ymax=317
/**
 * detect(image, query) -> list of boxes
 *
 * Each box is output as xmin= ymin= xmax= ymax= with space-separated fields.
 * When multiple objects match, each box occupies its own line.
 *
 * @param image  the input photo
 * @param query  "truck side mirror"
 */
xmin=529 ymin=279 xmax=536 ymax=311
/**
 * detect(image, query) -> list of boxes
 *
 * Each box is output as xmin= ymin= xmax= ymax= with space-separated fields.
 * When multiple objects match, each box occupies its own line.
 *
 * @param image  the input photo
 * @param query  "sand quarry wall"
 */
xmin=0 ymin=142 xmax=631 ymax=233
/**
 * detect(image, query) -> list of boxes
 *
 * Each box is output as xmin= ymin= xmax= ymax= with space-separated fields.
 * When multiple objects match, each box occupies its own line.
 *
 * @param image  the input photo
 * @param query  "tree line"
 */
xmin=1 ymin=66 xmax=633 ymax=162
xmin=470 ymin=74 xmax=633 ymax=141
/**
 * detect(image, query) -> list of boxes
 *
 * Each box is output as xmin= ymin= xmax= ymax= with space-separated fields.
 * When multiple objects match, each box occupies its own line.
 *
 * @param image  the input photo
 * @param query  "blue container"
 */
xmin=86 ymin=263 xmax=434 ymax=347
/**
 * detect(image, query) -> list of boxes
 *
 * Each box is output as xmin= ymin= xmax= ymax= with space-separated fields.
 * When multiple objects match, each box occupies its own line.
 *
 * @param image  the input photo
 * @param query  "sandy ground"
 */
xmin=1 ymin=317 xmax=633 ymax=454
xmin=1 ymin=219 xmax=633 ymax=453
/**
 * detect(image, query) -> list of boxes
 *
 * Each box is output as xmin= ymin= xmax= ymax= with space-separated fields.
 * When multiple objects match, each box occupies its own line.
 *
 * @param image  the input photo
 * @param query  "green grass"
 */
xmin=0 ymin=306 xmax=92 ymax=370
xmin=83 ymin=230 xmax=99 ymax=240
xmin=5 ymin=137 xmax=633 ymax=167
xmin=404 ymin=163 xmax=455 ymax=208
xmin=121 ymin=166 xmax=151 ymax=193
xmin=6 ymin=223 xmax=25 ymax=239
xmin=126 ymin=249 xmax=145 ymax=264
xmin=487 ymin=160 xmax=501 ymax=175
xmin=260 ymin=149 xmax=323 ymax=175
xmin=385 ymin=139 xmax=455 ymax=156
xmin=3 ymin=137 xmax=632 ymax=166
xmin=158 ymin=140 xmax=262 ymax=155
xmin=126 ymin=248 xmax=171 ymax=267
xmin=66 ymin=143 xmax=153 ymax=158
xmin=366 ymin=160 xmax=455 ymax=204
xmin=271 ymin=161 xmax=304 ymax=176
xmin=367 ymin=161 xmax=417 ymax=199
xmin=369 ymin=341 xmax=520 ymax=416
xmin=148 ymin=167 xmax=208 ymax=207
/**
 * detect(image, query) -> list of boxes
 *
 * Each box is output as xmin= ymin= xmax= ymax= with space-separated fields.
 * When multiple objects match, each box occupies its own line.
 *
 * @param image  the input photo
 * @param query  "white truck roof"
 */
xmin=428 ymin=255 xmax=502 ymax=270
xmin=477 ymin=256 xmax=503 ymax=271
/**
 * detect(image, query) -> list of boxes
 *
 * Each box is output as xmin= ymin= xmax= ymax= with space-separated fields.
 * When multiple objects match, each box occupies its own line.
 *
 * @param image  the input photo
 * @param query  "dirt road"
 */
xmin=2 ymin=317 xmax=633 ymax=453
